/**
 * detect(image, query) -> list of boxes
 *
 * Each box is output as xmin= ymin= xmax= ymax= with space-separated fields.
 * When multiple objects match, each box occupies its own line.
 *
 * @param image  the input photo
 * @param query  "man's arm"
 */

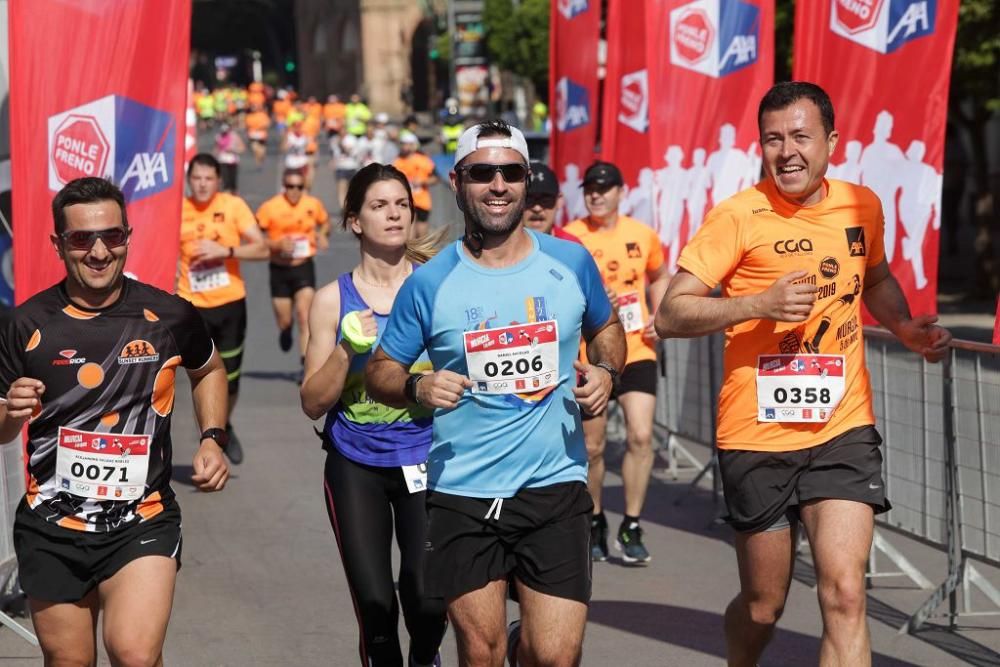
xmin=574 ymin=314 xmax=627 ymax=416
xmin=863 ymin=259 xmax=951 ymax=361
xmin=366 ymin=348 xmax=472 ymax=410
xmin=236 ymin=223 xmax=271 ymax=260
xmin=187 ymin=351 xmax=229 ymax=491
xmin=643 ymin=263 xmax=671 ymax=343
xmin=0 ymin=378 xmax=44 ymax=444
xmin=654 ymin=269 xmax=817 ymax=339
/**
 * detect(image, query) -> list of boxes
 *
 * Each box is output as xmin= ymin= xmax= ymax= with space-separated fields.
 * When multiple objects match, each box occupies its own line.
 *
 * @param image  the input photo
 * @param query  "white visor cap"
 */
xmin=453 ymin=124 xmax=530 ymax=168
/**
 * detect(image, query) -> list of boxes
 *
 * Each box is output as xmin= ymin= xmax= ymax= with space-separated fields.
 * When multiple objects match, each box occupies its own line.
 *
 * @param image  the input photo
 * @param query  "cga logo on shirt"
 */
xmin=670 ymin=0 xmax=759 ymax=79
xmin=557 ymin=0 xmax=589 ymax=20
xmin=48 ymin=95 xmax=176 ymax=203
xmin=555 ymin=77 xmax=591 ymax=132
xmin=830 ymin=0 xmax=936 ymax=54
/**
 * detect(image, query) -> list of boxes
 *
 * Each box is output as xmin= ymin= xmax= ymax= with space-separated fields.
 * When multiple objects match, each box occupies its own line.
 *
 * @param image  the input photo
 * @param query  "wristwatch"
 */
xmin=595 ymin=362 xmax=620 ymax=385
xmin=200 ymin=427 xmax=229 ymax=451
xmin=404 ymin=374 xmax=425 ymax=406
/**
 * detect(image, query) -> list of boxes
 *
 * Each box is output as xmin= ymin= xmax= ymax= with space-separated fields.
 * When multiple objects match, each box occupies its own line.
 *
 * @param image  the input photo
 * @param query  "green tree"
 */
xmin=483 ymin=0 xmax=550 ymax=98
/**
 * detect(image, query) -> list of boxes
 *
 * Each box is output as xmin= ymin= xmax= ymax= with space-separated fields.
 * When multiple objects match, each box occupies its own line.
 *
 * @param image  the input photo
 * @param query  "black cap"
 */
xmin=528 ymin=162 xmax=560 ymax=196
xmin=581 ymin=161 xmax=624 ymax=188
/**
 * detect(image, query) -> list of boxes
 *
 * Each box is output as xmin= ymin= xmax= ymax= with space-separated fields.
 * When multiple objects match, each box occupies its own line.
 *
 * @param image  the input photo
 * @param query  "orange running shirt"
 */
xmin=256 ymin=193 xmax=330 ymax=263
xmin=245 ymin=111 xmax=270 ymax=141
xmin=178 ymin=193 xmax=258 ymax=308
xmin=272 ymin=98 xmax=291 ymax=123
xmin=393 ymin=153 xmax=436 ymax=211
xmin=677 ymin=178 xmax=885 ymax=452
xmin=564 ymin=215 xmax=664 ymax=364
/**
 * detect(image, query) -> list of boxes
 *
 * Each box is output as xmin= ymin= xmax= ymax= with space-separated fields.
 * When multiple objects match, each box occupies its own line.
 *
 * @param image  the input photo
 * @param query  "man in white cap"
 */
xmin=367 ymin=119 xmax=625 ymax=666
xmin=393 ymin=131 xmax=439 ymax=238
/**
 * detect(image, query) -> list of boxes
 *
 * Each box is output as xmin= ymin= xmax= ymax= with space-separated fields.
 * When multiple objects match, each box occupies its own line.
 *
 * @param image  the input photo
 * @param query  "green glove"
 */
xmin=341 ymin=310 xmax=377 ymax=354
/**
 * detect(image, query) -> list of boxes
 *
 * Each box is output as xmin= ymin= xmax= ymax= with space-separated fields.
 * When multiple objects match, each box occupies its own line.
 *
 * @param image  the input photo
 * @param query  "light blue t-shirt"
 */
xmin=379 ymin=231 xmax=612 ymax=498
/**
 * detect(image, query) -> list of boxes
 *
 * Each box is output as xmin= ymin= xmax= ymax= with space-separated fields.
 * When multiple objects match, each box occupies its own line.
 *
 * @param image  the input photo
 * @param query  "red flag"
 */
xmin=794 ymin=0 xmax=959 ymax=316
xmin=601 ymin=0 xmax=655 ymax=231
xmin=550 ymin=0 xmax=601 ymax=225
xmin=10 ymin=0 xmax=191 ymax=303
xmin=646 ymin=0 xmax=774 ymax=272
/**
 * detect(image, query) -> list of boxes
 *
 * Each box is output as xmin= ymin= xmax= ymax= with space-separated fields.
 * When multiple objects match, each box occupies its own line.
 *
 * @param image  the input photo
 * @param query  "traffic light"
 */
xmin=285 ymin=60 xmax=296 ymax=73
xmin=430 ymin=48 xmax=439 ymax=60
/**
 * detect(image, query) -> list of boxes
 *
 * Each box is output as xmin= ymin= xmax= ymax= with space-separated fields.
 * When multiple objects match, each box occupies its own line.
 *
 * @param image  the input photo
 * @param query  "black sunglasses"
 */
xmin=284 ymin=183 xmax=305 ymax=190
xmin=526 ymin=193 xmax=559 ymax=209
xmin=59 ymin=227 xmax=130 ymax=251
xmin=458 ymin=163 xmax=530 ymax=184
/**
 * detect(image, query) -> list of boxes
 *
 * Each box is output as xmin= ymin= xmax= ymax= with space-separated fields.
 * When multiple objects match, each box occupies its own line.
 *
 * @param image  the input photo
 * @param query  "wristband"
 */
xmin=341 ymin=311 xmax=377 ymax=354
xmin=404 ymin=373 xmax=425 ymax=405
xmin=595 ymin=362 xmax=619 ymax=383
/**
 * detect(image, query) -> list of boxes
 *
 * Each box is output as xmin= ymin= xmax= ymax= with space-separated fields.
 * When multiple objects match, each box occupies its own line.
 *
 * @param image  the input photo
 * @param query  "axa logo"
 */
xmin=773 ymin=238 xmax=814 ymax=255
xmin=555 ymin=77 xmax=590 ymax=132
xmin=118 ymin=340 xmax=160 ymax=365
xmin=618 ymin=70 xmax=648 ymax=134
xmin=830 ymin=0 xmax=936 ymax=54
xmin=558 ymin=0 xmax=589 ymax=20
xmin=670 ymin=0 xmax=760 ymax=79
xmin=48 ymin=94 xmax=176 ymax=204
xmin=845 ymin=226 xmax=867 ymax=256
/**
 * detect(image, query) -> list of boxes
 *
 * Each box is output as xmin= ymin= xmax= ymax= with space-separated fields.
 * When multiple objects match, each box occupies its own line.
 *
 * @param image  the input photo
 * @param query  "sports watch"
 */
xmin=404 ymin=374 xmax=425 ymax=406
xmin=595 ymin=362 xmax=620 ymax=385
xmin=200 ymin=427 xmax=229 ymax=451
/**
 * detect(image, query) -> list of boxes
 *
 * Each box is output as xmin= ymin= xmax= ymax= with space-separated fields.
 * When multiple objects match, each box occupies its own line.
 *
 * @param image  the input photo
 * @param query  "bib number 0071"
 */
xmin=483 ymin=356 xmax=544 ymax=378
xmin=70 ymin=462 xmax=128 ymax=483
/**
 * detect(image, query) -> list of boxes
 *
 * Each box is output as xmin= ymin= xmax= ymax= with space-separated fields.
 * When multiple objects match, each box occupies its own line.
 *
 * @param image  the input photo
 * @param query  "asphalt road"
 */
xmin=0 ymin=142 xmax=997 ymax=665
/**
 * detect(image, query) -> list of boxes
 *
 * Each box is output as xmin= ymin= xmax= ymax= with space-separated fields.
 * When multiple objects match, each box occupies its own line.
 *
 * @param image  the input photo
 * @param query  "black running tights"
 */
xmin=323 ymin=447 xmax=447 ymax=666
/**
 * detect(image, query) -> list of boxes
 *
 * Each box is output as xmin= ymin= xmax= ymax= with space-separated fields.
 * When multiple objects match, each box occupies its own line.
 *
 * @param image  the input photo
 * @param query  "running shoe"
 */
xmin=590 ymin=512 xmax=609 ymax=562
xmin=506 ymin=619 xmax=521 ymax=667
xmin=279 ymin=326 xmax=293 ymax=352
xmin=616 ymin=521 xmax=651 ymax=565
xmin=224 ymin=423 xmax=244 ymax=465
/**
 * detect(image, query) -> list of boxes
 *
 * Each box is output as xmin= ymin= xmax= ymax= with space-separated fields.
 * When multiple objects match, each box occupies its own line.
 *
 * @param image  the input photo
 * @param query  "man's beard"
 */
xmin=459 ymin=188 xmax=526 ymax=239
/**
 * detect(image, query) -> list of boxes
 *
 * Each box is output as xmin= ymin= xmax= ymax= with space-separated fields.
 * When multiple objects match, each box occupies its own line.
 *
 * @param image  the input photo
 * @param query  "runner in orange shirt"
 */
xmin=257 ymin=169 xmax=330 ymax=362
xmin=273 ymin=92 xmax=292 ymax=138
xmin=392 ymin=132 xmax=438 ymax=238
xmin=655 ymin=82 xmax=951 ymax=666
xmin=323 ymin=94 xmax=346 ymax=139
xmin=564 ymin=161 xmax=669 ymax=566
xmin=245 ymin=105 xmax=271 ymax=166
xmin=179 ymin=154 xmax=270 ymax=464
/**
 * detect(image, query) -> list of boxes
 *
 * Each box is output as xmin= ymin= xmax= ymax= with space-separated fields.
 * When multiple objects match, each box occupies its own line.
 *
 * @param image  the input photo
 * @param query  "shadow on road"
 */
xmin=588 ymin=600 xmax=920 ymax=666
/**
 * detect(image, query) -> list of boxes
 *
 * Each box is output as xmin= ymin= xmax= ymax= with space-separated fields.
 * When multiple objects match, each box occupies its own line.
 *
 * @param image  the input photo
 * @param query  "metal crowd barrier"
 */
xmin=0 ymin=436 xmax=35 ymax=644
xmin=658 ymin=328 xmax=1000 ymax=633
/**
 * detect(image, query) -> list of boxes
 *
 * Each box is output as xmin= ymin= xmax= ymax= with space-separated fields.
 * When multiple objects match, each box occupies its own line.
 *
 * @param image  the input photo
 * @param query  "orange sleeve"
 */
xmin=645 ymin=224 xmax=665 ymax=274
xmin=676 ymin=203 xmax=744 ymax=289
xmin=233 ymin=197 xmax=258 ymax=235
xmin=316 ymin=198 xmax=330 ymax=224
xmin=255 ymin=201 xmax=271 ymax=229
xmin=864 ymin=188 xmax=886 ymax=268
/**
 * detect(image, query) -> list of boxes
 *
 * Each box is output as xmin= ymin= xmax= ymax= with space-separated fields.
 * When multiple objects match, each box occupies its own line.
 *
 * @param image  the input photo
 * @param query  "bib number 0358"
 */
xmin=756 ymin=354 xmax=846 ymax=423
xmin=772 ymin=387 xmax=832 ymax=405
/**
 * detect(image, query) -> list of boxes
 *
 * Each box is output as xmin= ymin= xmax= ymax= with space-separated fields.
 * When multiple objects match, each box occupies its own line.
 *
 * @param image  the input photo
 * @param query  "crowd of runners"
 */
xmin=0 ymin=81 xmax=952 ymax=667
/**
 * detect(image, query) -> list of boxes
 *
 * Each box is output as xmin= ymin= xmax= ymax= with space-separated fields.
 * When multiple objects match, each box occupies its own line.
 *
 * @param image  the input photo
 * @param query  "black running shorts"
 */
xmin=582 ymin=359 xmax=658 ymax=421
xmin=13 ymin=500 xmax=182 ymax=602
xmin=269 ymin=260 xmax=316 ymax=299
xmin=424 ymin=481 xmax=593 ymax=603
xmin=718 ymin=425 xmax=891 ymax=533
xmin=197 ymin=298 xmax=247 ymax=394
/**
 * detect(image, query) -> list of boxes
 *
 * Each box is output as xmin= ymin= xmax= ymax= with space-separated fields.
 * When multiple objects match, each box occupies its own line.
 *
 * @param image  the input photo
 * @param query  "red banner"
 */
xmin=10 ymin=0 xmax=191 ymax=303
xmin=646 ymin=0 xmax=774 ymax=272
xmin=550 ymin=0 xmax=601 ymax=224
xmin=601 ymin=0 xmax=654 ymax=230
xmin=794 ymin=0 xmax=959 ymax=316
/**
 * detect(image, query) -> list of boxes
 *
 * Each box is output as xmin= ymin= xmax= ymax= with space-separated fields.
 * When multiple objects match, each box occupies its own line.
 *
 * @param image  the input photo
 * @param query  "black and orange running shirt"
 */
xmin=0 ymin=279 xmax=214 ymax=532
xmin=677 ymin=178 xmax=884 ymax=452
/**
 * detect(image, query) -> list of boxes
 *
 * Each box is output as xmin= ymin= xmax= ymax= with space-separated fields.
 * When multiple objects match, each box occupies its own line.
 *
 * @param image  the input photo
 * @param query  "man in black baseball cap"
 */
xmin=523 ymin=162 xmax=579 ymax=242
xmin=581 ymin=161 xmax=625 ymax=189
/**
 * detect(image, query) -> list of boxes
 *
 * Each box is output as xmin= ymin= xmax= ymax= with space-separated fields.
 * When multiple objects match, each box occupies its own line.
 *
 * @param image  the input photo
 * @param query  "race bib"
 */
xmin=464 ymin=320 xmax=560 ymax=395
xmin=401 ymin=463 xmax=427 ymax=494
xmin=55 ymin=427 xmax=151 ymax=501
xmin=618 ymin=292 xmax=644 ymax=333
xmin=291 ymin=236 xmax=312 ymax=259
xmin=189 ymin=261 xmax=231 ymax=293
xmin=756 ymin=354 xmax=846 ymax=423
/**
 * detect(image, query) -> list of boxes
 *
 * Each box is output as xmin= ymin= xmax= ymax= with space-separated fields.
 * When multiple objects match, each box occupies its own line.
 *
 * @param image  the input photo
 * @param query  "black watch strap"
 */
xmin=595 ymin=362 xmax=619 ymax=382
xmin=404 ymin=374 xmax=424 ymax=405
xmin=200 ymin=427 xmax=229 ymax=451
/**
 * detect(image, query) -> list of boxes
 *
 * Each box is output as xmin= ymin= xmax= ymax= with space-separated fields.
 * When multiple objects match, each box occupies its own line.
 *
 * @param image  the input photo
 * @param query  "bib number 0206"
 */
xmin=70 ymin=462 xmax=128 ymax=483
xmin=772 ymin=387 xmax=831 ymax=405
xmin=483 ymin=355 xmax=544 ymax=378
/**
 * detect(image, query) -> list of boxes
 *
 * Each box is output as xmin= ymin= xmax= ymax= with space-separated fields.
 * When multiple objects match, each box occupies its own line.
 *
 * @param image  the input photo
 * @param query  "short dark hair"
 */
xmin=51 ymin=177 xmax=128 ymax=235
xmin=187 ymin=153 xmax=221 ymax=177
xmin=282 ymin=168 xmax=305 ymax=182
xmin=758 ymin=81 xmax=835 ymax=135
